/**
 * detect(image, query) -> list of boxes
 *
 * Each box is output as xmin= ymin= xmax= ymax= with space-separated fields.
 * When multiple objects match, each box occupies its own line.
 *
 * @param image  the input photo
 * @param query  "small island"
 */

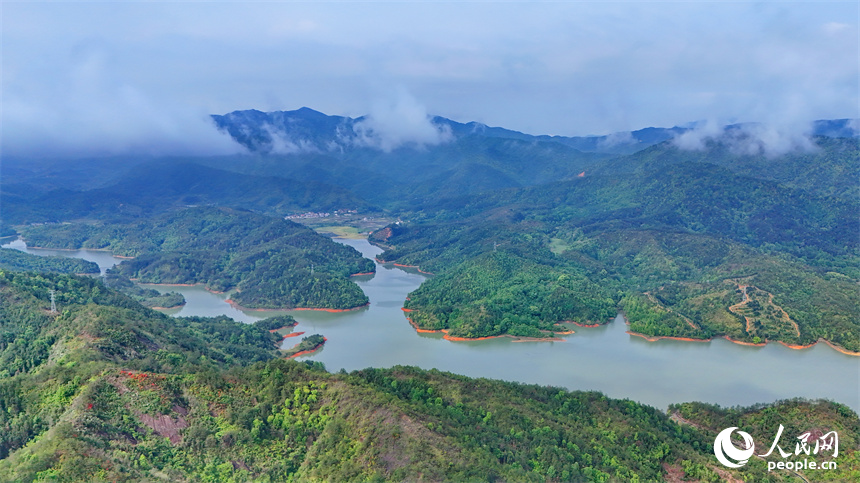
xmin=283 ymin=334 xmax=326 ymax=359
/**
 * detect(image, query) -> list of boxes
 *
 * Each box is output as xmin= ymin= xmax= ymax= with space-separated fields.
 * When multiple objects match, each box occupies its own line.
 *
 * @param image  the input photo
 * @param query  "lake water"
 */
xmin=2 ymin=238 xmax=122 ymax=276
xmin=5 ymin=237 xmax=858 ymax=413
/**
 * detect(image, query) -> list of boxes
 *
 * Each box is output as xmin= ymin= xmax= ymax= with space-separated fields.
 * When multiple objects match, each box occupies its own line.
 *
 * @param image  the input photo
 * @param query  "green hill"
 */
xmin=0 ymin=248 xmax=100 ymax=275
xmin=18 ymin=207 xmax=374 ymax=310
xmin=0 ymin=270 xmax=855 ymax=481
xmin=372 ymin=141 xmax=859 ymax=349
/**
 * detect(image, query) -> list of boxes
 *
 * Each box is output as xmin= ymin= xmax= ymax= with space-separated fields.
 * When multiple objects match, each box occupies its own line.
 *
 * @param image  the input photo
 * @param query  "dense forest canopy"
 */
xmin=1 ymin=111 xmax=858 ymax=480
xmin=368 ymin=135 xmax=859 ymax=350
xmin=17 ymin=207 xmax=374 ymax=310
xmin=0 ymin=271 xmax=855 ymax=481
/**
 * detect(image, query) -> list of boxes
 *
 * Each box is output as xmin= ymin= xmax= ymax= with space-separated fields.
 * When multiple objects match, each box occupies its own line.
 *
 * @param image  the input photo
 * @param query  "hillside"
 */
xmin=18 ymin=207 xmax=374 ymax=310
xmin=1 ymin=161 xmax=376 ymax=225
xmin=372 ymin=139 xmax=860 ymax=350
xmin=0 ymin=247 xmax=100 ymax=275
xmin=0 ymin=270 xmax=855 ymax=481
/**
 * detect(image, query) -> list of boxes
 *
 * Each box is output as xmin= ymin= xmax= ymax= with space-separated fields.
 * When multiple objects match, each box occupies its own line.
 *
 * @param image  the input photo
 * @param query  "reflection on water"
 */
xmin=5 ymin=237 xmax=858 ymax=412
xmin=2 ymin=238 xmax=123 ymax=275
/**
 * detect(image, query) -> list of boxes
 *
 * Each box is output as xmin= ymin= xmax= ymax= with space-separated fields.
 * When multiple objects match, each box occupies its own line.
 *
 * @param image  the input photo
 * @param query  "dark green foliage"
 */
xmin=373 ymin=137 xmax=859 ymax=347
xmin=2 ymin=160 xmax=376 ymax=224
xmin=102 ymin=271 xmax=185 ymax=308
xmin=405 ymin=251 xmax=616 ymax=337
xmin=669 ymin=399 xmax=860 ymax=482
xmin=0 ymin=247 xmax=100 ymax=274
xmin=253 ymin=314 xmax=298 ymax=331
xmin=594 ymin=135 xmax=860 ymax=200
xmin=0 ymin=224 xmax=17 ymax=238
xmin=20 ymin=207 xmax=374 ymax=309
xmin=283 ymin=334 xmax=326 ymax=357
xmin=0 ymin=271 xmax=856 ymax=481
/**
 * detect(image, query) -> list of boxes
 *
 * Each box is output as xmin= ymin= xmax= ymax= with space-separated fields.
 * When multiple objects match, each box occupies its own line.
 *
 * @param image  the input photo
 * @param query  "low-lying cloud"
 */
xmin=2 ymin=48 xmax=244 ymax=159
xmin=673 ymin=119 xmax=818 ymax=157
xmin=353 ymin=90 xmax=452 ymax=152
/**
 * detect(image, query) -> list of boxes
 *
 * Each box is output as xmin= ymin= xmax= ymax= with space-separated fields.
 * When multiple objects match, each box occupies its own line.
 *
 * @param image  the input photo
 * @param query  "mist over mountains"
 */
xmin=2 ymin=108 xmax=858 ymax=227
xmin=212 ymin=107 xmax=857 ymax=156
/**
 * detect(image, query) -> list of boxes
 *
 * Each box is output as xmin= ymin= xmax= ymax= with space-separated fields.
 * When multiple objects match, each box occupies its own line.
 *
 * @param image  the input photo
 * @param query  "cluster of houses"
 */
xmin=285 ymin=209 xmax=359 ymax=220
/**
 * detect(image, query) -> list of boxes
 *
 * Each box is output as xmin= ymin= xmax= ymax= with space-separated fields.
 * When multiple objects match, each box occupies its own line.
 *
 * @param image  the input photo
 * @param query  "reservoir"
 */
xmin=5 ymin=237 xmax=858 ymax=413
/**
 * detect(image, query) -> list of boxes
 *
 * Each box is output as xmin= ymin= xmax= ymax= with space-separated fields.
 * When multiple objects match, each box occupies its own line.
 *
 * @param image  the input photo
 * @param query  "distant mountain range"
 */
xmin=3 ymin=108 xmax=857 ymax=227
xmin=212 ymin=107 xmax=858 ymax=155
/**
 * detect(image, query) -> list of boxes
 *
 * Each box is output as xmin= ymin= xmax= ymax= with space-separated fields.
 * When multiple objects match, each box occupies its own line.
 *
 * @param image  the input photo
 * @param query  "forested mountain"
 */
xmin=1 ymin=161 xmax=375 ymax=225
xmin=0 ymin=271 xmax=855 ymax=481
xmin=17 ymin=207 xmax=374 ymax=310
xmin=371 ymin=135 xmax=859 ymax=350
xmin=591 ymin=135 xmax=860 ymax=200
xmin=4 ymin=110 xmax=857 ymax=349
xmin=212 ymin=107 xmax=856 ymax=156
xmin=0 ymin=248 xmax=99 ymax=275
xmin=211 ymin=106 xmax=666 ymax=155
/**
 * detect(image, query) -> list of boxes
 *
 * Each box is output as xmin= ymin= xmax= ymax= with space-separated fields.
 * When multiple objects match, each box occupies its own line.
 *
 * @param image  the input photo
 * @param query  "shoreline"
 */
xmin=404 ymin=313 xmax=564 ymax=342
xmin=820 ymin=339 xmax=860 ymax=357
xmin=282 ymin=331 xmax=305 ymax=339
xmin=564 ymin=321 xmax=602 ymax=328
xmin=149 ymin=303 xmax=186 ymax=310
xmin=625 ymin=328 xmax=859 ymax=356
xmin=22 ymin=243 xmax=135 ymax=259
xmin=284 ymin=337 xmax=327 ymax=359
xmin=350 ymin=271 xmax=375 ymax=277
xmin=225 ymin=299 xmax=370 ymax=312
xmin=724 ymin=336 xmax=766 ymax=347
xmin=376 ymin=258 xmax=434 ymax=275
xmin=138 ymin=282 xmax=199 ymax=287
xmin=626 ymin=331 xmax=711 ymax=343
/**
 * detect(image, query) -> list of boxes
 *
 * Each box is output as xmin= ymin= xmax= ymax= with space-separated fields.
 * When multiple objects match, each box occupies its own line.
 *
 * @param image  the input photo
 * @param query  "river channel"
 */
xmin=5 ymin=237 xmax=858 ymax=413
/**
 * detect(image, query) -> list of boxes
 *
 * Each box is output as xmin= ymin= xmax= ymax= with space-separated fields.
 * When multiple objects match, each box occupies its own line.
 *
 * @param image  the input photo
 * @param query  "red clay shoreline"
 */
xmin=624 ymin=326 xmax=859 ymax=356
xmin=150 ymin=303 xmax=186 ymax=310
xmin=224 ymin=299 xmax=370 ymax=312
xmin=404 ymin=313 xmax=565 ymax=342
xmin=626 ymin=331 xmax=710 ymax=343
xmin=284 ymin=337 xmax=327 ymax=359
xmin=350 ymin=271 xmax=375 ymax=276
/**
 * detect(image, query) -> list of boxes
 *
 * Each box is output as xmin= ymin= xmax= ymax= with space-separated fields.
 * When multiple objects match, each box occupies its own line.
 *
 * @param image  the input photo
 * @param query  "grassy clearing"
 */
xmin=548 ymin=237 xmax=572 ymax=254
xmin=313 ymin=225 xmax=366 ymax=239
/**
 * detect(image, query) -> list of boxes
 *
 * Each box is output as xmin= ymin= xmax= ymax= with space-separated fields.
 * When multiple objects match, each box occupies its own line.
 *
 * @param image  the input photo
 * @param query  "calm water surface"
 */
xmin=3 ymin=238 xmax=122 ymax=275
xmin=5 ymin=237 xmax=858 ymax=412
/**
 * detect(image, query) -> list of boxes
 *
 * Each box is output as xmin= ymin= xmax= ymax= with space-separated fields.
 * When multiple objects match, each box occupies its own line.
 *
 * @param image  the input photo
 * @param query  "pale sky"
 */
xmin=2 ymin=1 xmax=858 ymax=157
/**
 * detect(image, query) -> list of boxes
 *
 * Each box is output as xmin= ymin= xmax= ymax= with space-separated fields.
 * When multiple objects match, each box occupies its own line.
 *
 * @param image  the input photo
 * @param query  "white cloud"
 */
xmin=2 ymin=2 xmax=857 ymax=155
xmin=352 ymin=90 xmax=452 ymax=152
xmin=674 ymin=119 xmax=818 ymax=157
xmin=673 ymin=120 xmax=724 ymax=151
xmin=1 ymin=45 xmax=243 ymax=158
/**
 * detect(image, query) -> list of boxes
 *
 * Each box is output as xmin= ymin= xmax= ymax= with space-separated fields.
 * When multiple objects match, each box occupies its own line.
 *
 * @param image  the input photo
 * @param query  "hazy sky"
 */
xmin=2 ymin=1 xmax=858 ymax=156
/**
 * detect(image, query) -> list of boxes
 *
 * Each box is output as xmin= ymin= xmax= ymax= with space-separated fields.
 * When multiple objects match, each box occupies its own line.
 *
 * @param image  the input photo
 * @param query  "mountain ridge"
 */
xmin=212 ymin=106 xmax=858 ymax=156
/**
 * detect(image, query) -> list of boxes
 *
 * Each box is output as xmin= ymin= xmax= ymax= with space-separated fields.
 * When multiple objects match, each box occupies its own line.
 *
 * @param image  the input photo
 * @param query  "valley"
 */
xmin=1 ymin=108 xmax=858 ymax=481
